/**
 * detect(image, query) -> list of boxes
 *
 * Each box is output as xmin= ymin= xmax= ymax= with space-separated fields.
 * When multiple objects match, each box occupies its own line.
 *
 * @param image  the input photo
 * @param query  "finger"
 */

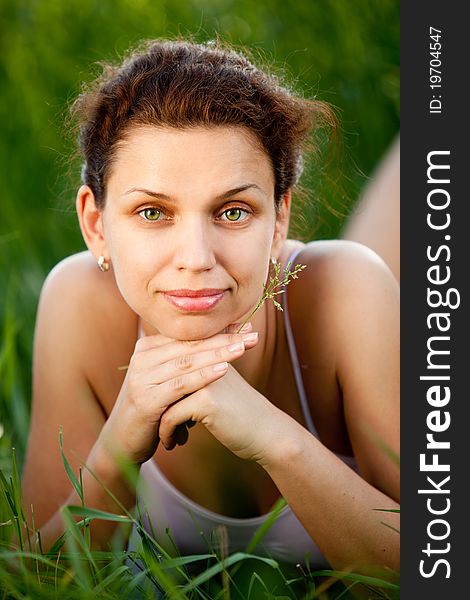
xmin=224 ymin=321 xmax=253 ymax=335
xmin=134 ymin=331 xmax=177 ymax=352
xmin=134 ymin=330 xmax=259 ymax=369
xmin=158 ymin=360 xmax=228 ymax=406
xmin=137 ymin=322 xmax=254 ymax=352
xmin=147 ymin=339 xmax=252 ymax=384
xmin=159 ymin=395 xmax=207 ymax=450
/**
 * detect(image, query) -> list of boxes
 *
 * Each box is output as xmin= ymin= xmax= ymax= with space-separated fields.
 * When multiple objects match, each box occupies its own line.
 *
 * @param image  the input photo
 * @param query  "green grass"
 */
xmin=0 ymin=443 xmax=399 ymax=600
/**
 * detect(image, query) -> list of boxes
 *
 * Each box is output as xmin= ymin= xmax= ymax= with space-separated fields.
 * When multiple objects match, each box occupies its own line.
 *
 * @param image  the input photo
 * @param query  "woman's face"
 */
xmin=100 ymin=125 xmax=284 ymax=340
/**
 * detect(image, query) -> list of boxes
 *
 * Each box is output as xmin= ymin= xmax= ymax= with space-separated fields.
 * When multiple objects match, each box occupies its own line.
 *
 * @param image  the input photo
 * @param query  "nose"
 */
xmin=173 ymin=216 xmax=216 ymax=272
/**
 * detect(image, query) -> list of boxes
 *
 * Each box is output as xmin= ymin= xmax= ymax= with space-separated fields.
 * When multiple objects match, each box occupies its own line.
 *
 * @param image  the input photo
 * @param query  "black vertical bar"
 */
xmin=401 ymin=4 xmax=468 ymax=598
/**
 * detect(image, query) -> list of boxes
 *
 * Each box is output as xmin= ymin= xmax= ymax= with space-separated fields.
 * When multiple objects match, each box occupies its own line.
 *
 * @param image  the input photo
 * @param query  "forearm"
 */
xmin=259 ymin=418 xmax=400 ymax=575
xmin=30 ymin=440 xmax=138 ymax=553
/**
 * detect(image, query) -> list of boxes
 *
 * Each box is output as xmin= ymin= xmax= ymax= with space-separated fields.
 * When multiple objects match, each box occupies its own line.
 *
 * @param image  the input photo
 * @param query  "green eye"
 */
xmin=140 ymin=208 xmax=161 ymax=221
xmin=223 ymin=208 xmax=243 ymax=222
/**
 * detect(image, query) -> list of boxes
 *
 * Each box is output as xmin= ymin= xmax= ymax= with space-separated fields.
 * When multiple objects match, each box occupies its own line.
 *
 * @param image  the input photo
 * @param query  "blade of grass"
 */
xmin=66 ymin=505 xmax=133 ymax=523
xmin=0 ymin=550 xmax=74 ymax=572
xmin=247 ymin=571 xmax=269 ymax=599
xmin=93 ymin=564 xmax=131 ymax=592
xmin=0 ymin=467 xmax=25 ymax=556
xmin=310 ymin=570 xmax=399 ymax=591
xmin=0 ymin=469 xmax=18 ymax=519
xmin=379 ymin=522 xmax=400 ymax=535
xmin=182 ymin=552 xmax=278 ymax=592
xmin=157 ymin=553 xmax=215 ymax=570
xmin=47 ymin=531 xmax=67 ymax=555
xmin=245 ymin=497 xmax=287 ymax=554
xmin=138 ymin=541 xmax=187 ymax=600
xmin=10 ymin=448 xmax=26 ymax=527
xmin=121 ymin=567 xmax=153 ymax=596
xmin=373 ymin=508 xmax=400 ymax=534
xmin=59 ymin=506 xmax=94 ymax=590
xmin=79 ymin=467 xmax=91 ymax=549
xmin=45 ymin=515 xmax=103 ymax=557
xmin=59 ymin=427 xmax=83 ymax=503
xmin=332 ymin=580 xmax=359 ymax=600
xmin=30 ymin=503 xmax=43 ymax=554
xmin=363 ymin=430 xmax=400 ymax=468
xmin=63 ymin=445 xmax=190 ymax=594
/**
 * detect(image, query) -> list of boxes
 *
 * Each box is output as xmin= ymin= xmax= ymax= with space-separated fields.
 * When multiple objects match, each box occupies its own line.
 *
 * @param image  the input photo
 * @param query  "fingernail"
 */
xmin=239 ymin=322 xmax=252 ymax=332
xmin=213 ymin=361 xmax=228 ymax=372
xmin=242 ymin=332 xmax=258 ymax=342
xmin=228 ymin=341 xmax=244 ymax=352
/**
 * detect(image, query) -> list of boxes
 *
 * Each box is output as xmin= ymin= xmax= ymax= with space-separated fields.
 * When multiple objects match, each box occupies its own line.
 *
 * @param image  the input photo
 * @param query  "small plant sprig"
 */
xmin=236 ymin=260 xmax=306 ymax=333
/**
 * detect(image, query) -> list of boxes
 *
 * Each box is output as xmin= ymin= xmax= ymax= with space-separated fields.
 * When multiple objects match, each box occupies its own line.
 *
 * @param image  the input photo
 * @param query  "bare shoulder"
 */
xmin=36 ymin=250 xmax=138 ymax=404
xmin=40 ymin=251 xmax=135 ymax=331
xmin=286 ymin=239 xmax=399 ymax=326
xmin=297 ymin=239 xmax=399 ymax=366
xmin=41 ymin=250 xmax=124 ymax=314
xmin=298 ymin=239 xmax=397 ymax=287
xmin=282 ymin=238 xmax=399 ymax=392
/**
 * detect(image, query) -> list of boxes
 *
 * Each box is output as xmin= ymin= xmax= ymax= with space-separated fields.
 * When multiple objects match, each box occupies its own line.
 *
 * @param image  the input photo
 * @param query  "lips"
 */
xmin=162 ymin=289 xmax=226 ymax=312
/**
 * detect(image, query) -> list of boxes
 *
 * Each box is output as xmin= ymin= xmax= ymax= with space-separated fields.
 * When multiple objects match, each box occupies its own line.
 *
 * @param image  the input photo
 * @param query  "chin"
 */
xmin=143 ymin=298 xmax=257 ymax=341
xmin=156 ymin=316 xmax=231 ymax=341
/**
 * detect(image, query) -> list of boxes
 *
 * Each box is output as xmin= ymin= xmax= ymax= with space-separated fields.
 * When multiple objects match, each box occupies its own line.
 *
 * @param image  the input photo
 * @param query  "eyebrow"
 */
xmin=123 ymin=183 xmax=264 ymax=201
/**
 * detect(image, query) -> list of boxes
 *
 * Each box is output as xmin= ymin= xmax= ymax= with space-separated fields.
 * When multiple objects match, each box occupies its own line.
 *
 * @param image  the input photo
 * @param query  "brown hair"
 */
xmin=71 ymin=38 xmax=335 ymax=209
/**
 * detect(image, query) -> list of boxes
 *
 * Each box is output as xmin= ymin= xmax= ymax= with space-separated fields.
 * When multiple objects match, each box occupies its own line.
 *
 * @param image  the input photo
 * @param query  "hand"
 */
xmin=99 ymin=326 xmax=259 ymax=465
xmin=158 ymin=363 xmax=290 ymax=463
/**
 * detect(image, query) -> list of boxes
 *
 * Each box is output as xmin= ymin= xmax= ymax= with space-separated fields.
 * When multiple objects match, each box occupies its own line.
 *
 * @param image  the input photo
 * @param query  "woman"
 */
xmin=21 ymin=39 xmax=399 ymax=577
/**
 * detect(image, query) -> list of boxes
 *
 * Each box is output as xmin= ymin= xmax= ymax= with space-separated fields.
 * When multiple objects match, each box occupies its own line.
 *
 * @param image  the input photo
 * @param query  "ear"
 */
xmin=76 ymin=185 xmax=108 ymax=259
xmin=270 ymin=191 xmax=291 ymax=259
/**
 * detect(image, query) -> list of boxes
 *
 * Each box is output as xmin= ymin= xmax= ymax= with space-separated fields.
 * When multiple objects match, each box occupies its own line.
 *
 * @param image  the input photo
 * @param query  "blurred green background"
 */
xmin=0 ymin=0 xmax=399 ymax=467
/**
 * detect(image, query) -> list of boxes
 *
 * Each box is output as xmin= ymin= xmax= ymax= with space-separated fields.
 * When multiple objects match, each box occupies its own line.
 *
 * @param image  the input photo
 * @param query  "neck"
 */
xmin=231 ymin=299 xmax=277 ymax=394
